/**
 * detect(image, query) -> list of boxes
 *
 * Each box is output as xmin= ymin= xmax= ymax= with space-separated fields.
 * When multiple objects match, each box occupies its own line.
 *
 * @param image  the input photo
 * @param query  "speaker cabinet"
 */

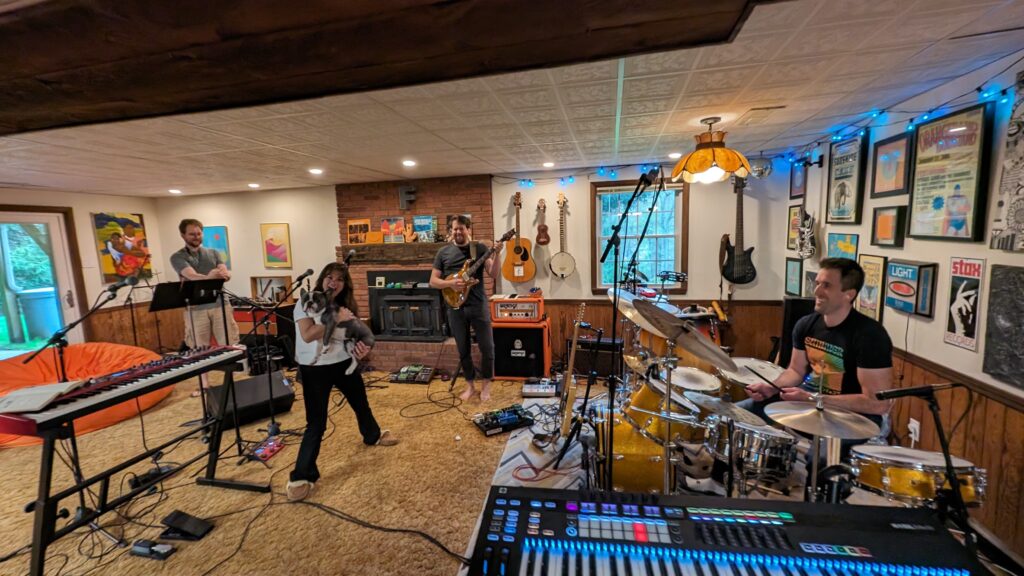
xmin=780 ymin=297 xmax=815 ymax=367
xmin=205 ymin=371 xmax=296 ymax=427
xmin=492 ymin=319 xmax=551 ymax=380
xmin=564 ymin=337 xmax=623 ymax=378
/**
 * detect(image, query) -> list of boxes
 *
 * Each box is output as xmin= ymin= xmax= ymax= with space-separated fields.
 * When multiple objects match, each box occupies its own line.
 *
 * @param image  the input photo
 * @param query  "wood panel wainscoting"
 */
xmin=887 ymin=349 xmax=1024 ymax=557
xmin=82 ymin=301 xmax=185 ymax=353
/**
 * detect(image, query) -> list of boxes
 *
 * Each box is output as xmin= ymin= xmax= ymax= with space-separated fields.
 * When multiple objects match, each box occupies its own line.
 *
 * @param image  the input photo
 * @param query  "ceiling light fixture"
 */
xmin=671 ymin=117 xmax=751 ymax=185
xmin=168 ymin=189 xmax=182 ymax=194
xmin=542 ymin=162 xmax=555 ymax=168
xmin=402 ymin=159 xmax=417 ymax=167
xmin=948 ymin=126 xmax=967 ymax=133
xmin=668 ymin=152 xmax=682 ymax=159
xmin=308 ymin=168 xmax=324 ymax=175
xmin=248 ymin=183 xmax=260 ymax=188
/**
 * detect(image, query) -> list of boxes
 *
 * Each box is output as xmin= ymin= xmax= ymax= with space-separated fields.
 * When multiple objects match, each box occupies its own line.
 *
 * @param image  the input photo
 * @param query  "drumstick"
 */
xmin=745 ymin=367 xmax=784 ymax=392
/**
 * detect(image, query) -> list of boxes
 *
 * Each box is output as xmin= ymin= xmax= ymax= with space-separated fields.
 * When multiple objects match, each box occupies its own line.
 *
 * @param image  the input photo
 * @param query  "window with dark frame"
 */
xmin=590 ymin=180 xmax=689 ymax=295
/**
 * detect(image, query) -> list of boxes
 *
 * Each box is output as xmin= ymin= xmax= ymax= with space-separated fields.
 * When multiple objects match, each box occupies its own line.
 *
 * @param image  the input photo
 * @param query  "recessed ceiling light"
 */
xmin=402 ymin=159 xmax=417 ymax=167
xmin=542 ymin=162 xmax=555 ymax=168
xmin=668 ymin=152 xmax=682 ymax=159
xmin=248 ymin=183 xmax=260 ymax=189
xmin=308 ymin=168 xmax=324 ymax=175
xmin=168 ymin=189 xmax=182 ymax=194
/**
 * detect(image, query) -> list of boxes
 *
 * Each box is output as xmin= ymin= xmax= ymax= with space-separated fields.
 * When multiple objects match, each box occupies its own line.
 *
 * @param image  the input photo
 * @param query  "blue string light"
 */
xmin=597 ymin=167 xmax=606 ymax=176
xmin=609 ymin=169 xmax=617 ymax=178
xmin=567 ymin=175 xmax=575 ymax=184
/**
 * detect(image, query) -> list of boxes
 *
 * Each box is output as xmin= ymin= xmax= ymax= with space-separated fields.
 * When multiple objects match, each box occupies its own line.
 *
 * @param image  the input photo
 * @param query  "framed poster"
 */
xmin=826 ymin=232 xmax=858 ymax=260
xmin=989 ymin=71 xmax=1024 ymax=252
xmin=91 ymin=212 xmax=153 ymax=283
xmin=785 ymin=258 xmax=803 ymax=296
xmin=787 ymin=205 xmax=801 ymax=250
xmin=871 ymin=206 xmax=907 ymax=247
xmin=983 ymin=265 xmax=1024 ymax=388
xmin=201 ymin=225 xmax=231 ymax=270
xmin=347 ymin=218 xmax=370 ymax=244
xmin=944 ymin=257 xmax=984 ymax=352
xmin=826 ymin=131 xmax=868 ymax=224
xmin=885 ymin=259 xmax=938 ymax=318
xmin=803 ymin=269 xmax=817 ymax=297
xmin=381 ymin=217 xmax=406 ymax=244
xmin=908 ymin=103 xmax=994 ymax=241
xmin=789 ymin=161 xmax=807 ymax=200
xmin=871 ymin=132 xmax=913 ymax=198
xmin=856 ymin=254 xmax=887 ymax=322
xmin=259 ymin=223 xmax=292 ymax=268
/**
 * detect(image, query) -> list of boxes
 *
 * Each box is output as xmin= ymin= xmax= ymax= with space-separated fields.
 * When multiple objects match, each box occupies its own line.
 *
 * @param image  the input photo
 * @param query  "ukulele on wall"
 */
xmin=535 ymin=199 xmax=550 ymax=246
xmin=502 ymin=191 xmax=536 ymax=282
xmin=720 ymin=176 xmax=757 ymax=284
xmin=549 ymin=192 xmax=576 ymax=278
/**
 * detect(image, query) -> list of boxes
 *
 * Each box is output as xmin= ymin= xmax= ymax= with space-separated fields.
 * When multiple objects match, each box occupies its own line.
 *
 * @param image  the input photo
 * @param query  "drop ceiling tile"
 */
xmin=484 ymin=69 xmax=553 ymax=90
xmin=551 ymin=60 xmax=619 ymax=83
xmin=774 ymin=23 xmax=883 ymax=60
xmin=509 ymin=108 xmax=564 ymax=123
xmin=623 ymin=125 xmax=662 ymax=138
xmin=624 ymin=50 xmax=699 ymax=76
xmin=414 ymin=115 xmax=470 ymax=130
xmin=364 ymin=86 xmax=434 ymax=102
xmin=435 ymin=129 xmax=491 ymax=148
xmin=904 ymin=30 xmax=1024 ymax=66
xmin=695 ymin=33 xmax=787 ymax=69
xmin=622 ymin=114 xmax=668 ymax=128
xmin=734 ymin=85 xmax=810 ymax=104
xmin=739 ymin=0 xmax=820 ymax=34
xmin=946 ymin=1 xmax=1024 ymax=37
xmin=808 ymin=73 xmax=879 ymax=96
xmin=804 ymin=0 xmax=908 ymax=27
xmin=685 ymin=66 xmax=759 ymax=94
xmin=622 ymin=98 xmax=676 ymax=115
xmin=418 ymin=78 xmax=491 ymax=97
xmin=829 ymin=45 xmax=928 ymax=76
xmin=573 ymin=118 xmax=615 ymax=133
xmin=675 ymin=92 xmax=735 ymax=110
xmin=498 ymin=88 xmax=559 ymax=110
xmin=565 ymin=103 xmax=617 ymax=119
xmin=618 ymin=137 xmax=657 ymax=153
xmin=753 ymin=57 xmax=839 ymax=88
xmin=522 ymin=121 xmax=572 ymax=138
xmin=559 ymin=81 xmax=617 ymax=105
xmin=461 ymin=112 xmax=516 ymax=127
xmin=440 ymin=94 xmax=503 ymax=115
xmin=386 ymin=99 xmax=452 ymax=118
xmin=623 ymin=74 xmax=687 ymax=100
xmin=537 ymin=143 xmax=582 ymax=162
xmin=866 ymin=7 xmax=984 ymax=49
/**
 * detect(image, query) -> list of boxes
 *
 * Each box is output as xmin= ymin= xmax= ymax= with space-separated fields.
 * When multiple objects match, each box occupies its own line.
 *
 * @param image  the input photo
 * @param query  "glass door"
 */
xmin=0 ymin=212 xmax=81 ymax=360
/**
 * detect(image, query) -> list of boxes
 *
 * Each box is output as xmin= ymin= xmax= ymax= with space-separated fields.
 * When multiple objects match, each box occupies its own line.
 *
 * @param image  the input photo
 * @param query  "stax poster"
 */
xmin=944 ymin=257 xmax=984 ymax=351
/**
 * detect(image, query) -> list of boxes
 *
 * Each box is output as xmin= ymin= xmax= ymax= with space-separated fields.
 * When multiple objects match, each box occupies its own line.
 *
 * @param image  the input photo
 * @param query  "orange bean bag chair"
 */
xmin=0 ymin=342 xmax=172 ymax=448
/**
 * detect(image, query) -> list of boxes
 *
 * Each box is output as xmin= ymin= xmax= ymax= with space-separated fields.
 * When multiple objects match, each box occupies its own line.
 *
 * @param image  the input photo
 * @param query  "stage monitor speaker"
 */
xmin=205 ymin=371 xmax=295 ymax=427
xmin=492 ymin=320 xmax=551 ymax=380
xmin=565 ymin=337 xmax=623 ymax=379
xmin=780 ymin=297 xmax=815 ymax=367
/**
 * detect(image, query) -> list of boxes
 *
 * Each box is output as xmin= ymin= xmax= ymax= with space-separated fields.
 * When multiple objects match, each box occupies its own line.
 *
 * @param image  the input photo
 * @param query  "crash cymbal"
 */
xmin=607 ymin=288 xmax=679 ymax=338
xmin=633 ymin=299 xmax=737 ymax=373
xmin=683 ymin=391 xmax=765 ymax=427
xmin=764 ymin=401 xmax=880 ymax=440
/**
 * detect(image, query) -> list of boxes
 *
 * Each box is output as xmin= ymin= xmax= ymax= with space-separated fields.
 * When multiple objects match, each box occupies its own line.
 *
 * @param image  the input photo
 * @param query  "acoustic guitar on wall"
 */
xmin=502 ymin=191 xmax=536 ymax=283
xmin=535 ymin=198 xmax=550 ymax=246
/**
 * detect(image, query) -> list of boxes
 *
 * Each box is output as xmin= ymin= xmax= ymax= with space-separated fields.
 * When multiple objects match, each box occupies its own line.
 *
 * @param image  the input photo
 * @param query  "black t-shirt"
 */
xmin=792 ymin=309 xmax=892 ymax=396
xmin=433 ymin=242 xmax=489 ymax=307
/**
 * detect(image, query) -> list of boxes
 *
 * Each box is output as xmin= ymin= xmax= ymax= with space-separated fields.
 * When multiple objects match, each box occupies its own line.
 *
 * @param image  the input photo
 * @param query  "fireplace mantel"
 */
xmin=341 ymin=243 xmax=440 ymax=265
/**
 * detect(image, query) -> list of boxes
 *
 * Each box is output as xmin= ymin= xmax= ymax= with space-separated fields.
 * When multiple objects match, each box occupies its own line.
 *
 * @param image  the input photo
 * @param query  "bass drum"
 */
xmin=590 ymin=407 xmax=671 ymax=493
xmin=621 ymin=375 xmax=706 ymax=445
xmin=849 ymin=445 xmax=986 ymax=506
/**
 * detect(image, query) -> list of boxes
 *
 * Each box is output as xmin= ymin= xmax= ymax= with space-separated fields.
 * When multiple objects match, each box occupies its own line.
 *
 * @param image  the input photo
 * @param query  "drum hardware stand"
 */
xmin=555 ymin=327 xmax=604 ymax=470
xmin=600 ymin=166 xmax=660 ymax=490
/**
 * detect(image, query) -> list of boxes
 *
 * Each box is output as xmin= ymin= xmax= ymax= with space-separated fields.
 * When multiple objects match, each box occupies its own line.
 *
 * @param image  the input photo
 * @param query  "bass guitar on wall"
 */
xmin=720 ymin=176 xmax=757 ymax=284
xmin=502 ymin=191 xmax=536 ymax=282
xmin=442 ymin=229 xmax=516 ymax=309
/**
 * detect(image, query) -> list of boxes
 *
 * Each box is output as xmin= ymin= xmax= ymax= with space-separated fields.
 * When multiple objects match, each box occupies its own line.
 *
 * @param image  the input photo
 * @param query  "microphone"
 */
xmin=295 ymin=268 xmax=315 ymax=283
xmin=875 ymin=383 xmax=957 ymax=400
xmin=641 ymin=166 xmax=661 ymax=186
xmin=343 ymin=249 xmax=356 ymax=265
xmin=106 ymin=275 xmax=139 ymax=293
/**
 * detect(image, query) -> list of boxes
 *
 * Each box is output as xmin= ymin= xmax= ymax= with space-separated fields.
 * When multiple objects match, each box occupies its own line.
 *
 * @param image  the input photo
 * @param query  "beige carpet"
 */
xmin=0 ymin=372 xmax=527 ymax=576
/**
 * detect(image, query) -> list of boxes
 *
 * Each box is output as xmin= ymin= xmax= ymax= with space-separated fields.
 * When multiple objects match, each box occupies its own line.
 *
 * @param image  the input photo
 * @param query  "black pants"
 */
xmin=291 ymin=359 xmax=381 ymax=483
xmin=446 ymin=304 xmax=494 ymax=381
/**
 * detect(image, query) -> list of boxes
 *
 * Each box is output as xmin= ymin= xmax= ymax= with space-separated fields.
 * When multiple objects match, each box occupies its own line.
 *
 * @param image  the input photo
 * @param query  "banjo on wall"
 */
xmin=549 ymin=192 xmax=576 ymax=278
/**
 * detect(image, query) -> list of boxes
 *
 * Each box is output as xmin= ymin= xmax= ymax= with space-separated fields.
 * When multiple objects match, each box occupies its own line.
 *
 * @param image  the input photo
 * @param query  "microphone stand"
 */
xmin=624 ymin=166 xmax=665 ymax=288
xmin=598 ymin=168 xmax=657 ymax=490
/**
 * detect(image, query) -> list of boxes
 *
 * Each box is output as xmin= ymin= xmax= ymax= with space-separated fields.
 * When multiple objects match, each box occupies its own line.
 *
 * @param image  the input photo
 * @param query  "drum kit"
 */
xmin=579 ymin=286 xmax=986 ymax=510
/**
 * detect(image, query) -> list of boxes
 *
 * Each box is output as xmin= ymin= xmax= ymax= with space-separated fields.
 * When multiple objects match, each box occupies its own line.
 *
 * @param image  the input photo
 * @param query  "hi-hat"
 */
xmin=765 ymin=401 xmax=880 ymax=440
xmin=633 ymin=299 xmax=737 ymax=372
xmin=683 ymin=391 xmax=765 ymax=427
xmin=623 ymin=353 xmax=653 ymax=374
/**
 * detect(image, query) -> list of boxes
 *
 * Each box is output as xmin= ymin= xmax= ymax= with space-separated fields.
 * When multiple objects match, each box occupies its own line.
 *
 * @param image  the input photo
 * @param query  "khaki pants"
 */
xmin=184 ymin=304 xmax=240 ymax=347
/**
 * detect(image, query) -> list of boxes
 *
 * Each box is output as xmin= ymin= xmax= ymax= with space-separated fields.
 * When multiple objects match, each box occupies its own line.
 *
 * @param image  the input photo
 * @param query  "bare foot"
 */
xmin=479 ymin=382 xmax=492 ymax=402
xmin=459 ymin=386 xmax=476 ymax=401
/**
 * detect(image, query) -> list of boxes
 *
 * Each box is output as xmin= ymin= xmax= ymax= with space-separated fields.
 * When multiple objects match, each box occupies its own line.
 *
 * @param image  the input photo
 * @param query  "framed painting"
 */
xmin=803 ymin=269 xmax=817 ymax=297
xmin=201 ymin=225 xmax=231 ymax=270
xmin=944 ymin=257 xmax=984 ymax=352
xmin=259 ymin=223 xmax=292 ymax=268
xmin=826 ymin=232 xmax=859 ymax=260
xmin=785 ymin=258 xmax=803 ymax=296
xmin=856 ymin=254 xmax=887 ymax=322
xmin=871 ymin=132 xmax=913 ymax=198
xmin=908 ymin=103 xmax=994 ymax=241
xmin=789 ymin=160 xmax=807 ymax=200
xmin=983 ymin=265 xmax=1024 ymax=388
xmin=91 ymin=212 xmax=153 ymax=283
xmin=251 ymin=275 xmax=292 ymax=303
xmin=787 ymin=205 xmax=801 ymax=250
xmin=871 ymin=206 xmax=907 ymax=248
xmin=347 ymin=219 xmax=370 ymax=244
xmin=826 ymin=131 xmax=868 ymax=224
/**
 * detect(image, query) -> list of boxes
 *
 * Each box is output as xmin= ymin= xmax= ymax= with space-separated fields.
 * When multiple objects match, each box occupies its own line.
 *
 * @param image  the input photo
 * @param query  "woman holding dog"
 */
xmin=287 ymin=262 xmax=399 ymax=502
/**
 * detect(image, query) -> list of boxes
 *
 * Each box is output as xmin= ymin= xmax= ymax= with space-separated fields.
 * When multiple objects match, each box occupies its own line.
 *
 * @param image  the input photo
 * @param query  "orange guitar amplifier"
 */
xmin=492 ymin=319 xmax=551 ymax=380
xmin=489 ymin=295 xmax=545 ymax=322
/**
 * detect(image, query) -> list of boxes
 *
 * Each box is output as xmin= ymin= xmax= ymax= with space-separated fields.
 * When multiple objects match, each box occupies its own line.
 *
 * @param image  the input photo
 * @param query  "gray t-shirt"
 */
xmin=170 ymin=245 xmax=224 ymax=309
xmin=433 ymin=242 xmax=489 ymax=307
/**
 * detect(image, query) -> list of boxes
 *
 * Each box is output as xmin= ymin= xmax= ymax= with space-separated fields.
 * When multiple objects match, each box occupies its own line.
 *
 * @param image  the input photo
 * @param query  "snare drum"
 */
xmin=591 ymin=407 xmax=673 ymax=493
xmin=658 ymin=366 xmax=722 ymax=396
xmin=621 ymin=375 xmax=706 ymax=445
xmin=849 ymin=445 xmax=986 ymax=505
xmin=716 ymin=358 xmax=786 ymax=401
xmin=708 ymin=420 xmax=797 ymax=475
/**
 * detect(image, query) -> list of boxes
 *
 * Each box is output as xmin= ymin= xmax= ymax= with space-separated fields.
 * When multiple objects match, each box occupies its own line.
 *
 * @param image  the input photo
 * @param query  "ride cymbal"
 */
xmin=764 ymin=401 xmax=880 ymax=440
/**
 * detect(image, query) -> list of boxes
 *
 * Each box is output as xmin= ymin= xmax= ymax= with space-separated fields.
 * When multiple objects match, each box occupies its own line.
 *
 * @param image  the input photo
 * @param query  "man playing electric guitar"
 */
xmin=430 ymin=215 xmax=502 ymax=402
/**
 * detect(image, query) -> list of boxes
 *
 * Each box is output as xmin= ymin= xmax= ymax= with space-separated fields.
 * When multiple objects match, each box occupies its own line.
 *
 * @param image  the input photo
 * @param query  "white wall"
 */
xmin=805 ymin=50 xmax=1024 ymax=397
xmin=0 ymin=187 xmax=164 ymax=307
xmin=154 ymin=186 xmax=339 ymax=300
xmin=490 ymin=164 xmax=792 ymax=301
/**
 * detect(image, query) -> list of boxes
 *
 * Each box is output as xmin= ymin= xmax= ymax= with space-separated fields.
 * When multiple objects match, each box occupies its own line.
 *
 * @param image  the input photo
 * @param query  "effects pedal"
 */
xmin=130 ymin=539 xmax=175 ymax=560
xmin=390 ymin=364 xmax=434 ymax=384
xmin=473 ymin=404 xmax=534 ymax=436
xmin=522 ymin=377 xmax=558 ymax=398
xmin=251 ymin=436 xmax=283 ymax=461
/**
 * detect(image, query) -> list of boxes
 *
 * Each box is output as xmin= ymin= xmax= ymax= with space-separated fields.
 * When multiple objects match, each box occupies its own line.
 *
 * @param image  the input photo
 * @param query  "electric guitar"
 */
xmin=559 ymin=303 xmax=586 ymax=437
xmin=535 ymin=199 xmax=550 ymax=246
xmin=502 ymin=192 xmax=536 ymax=282
xmin=720 ymin=176 xmax=757 ymax=284
xmin=548 ymin=192 xmax=577 ymax=278
xmin=442 ymin=229 xmax=516 ymax=309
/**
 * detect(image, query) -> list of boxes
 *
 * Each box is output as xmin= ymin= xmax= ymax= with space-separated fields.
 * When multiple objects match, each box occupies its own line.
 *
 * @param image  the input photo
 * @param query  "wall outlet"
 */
xmin=908 ymin=418 xmax=921 ymax=444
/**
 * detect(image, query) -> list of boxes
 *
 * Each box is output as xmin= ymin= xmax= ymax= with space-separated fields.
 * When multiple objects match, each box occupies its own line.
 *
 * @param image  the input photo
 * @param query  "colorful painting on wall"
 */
xmin=789 ymin=161 xmax=807 ymax=200
xmin=944 ymin=257 xmax=984 ymax=352
xmin=871 ymin=206 xmax=907 ymax=247
xmin=201 ymin=225 xmax=231 ymax=270
xmin=856 ymin=254 xmax=887 ymax=322
xmin=826 ymin=132 xmax=868 ymax=224
xmin=91 ymin=212 xmax=153 ymax=283
xmin=787 ymin=205 xmax=801 ymax=250
xmin=803 ymin=269 xmax=817 ymax=298
xmin=259 ymin=223 xmax=292 ymax=268
xmin=871 ymin=132 xmax=912 ymax=198
xmin=785 ymin=258 xmax=803 ymax=296
xmin=381 ymin=217 xmax=406 ymax=244
xmin=347 ymin=219 xmax=370 ymax=244
xmin=826 ymin=232 xmax=858 ymax=260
